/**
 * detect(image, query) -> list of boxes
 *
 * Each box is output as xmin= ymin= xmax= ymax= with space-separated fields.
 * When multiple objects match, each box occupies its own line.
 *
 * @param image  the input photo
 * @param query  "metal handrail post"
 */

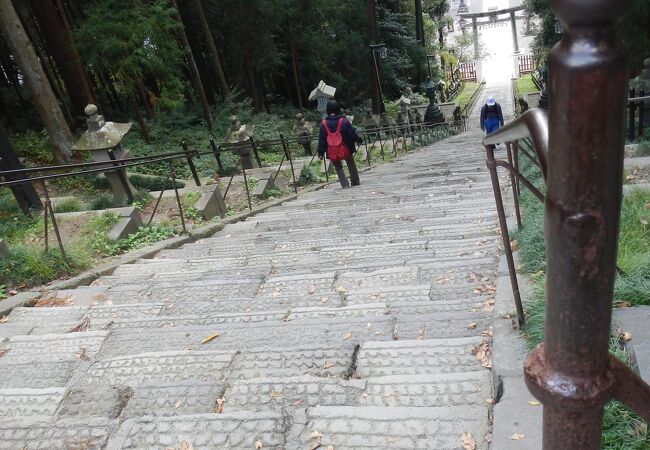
xmin=280 ymin=134 xmax=298 ymax=194
xmin=209 ymin=138 xmax=224 ymax=173
xmin=485 ymin=145 xmax=525 ymax=326
xmin=241 ymin=158 xmax=252 ymax=211
xmin=167 ymin=160 xmax=186 ymax=232
xmin=182 ymin=141 xmax=201 ymax=186
xmin=506 ymin=143 xmax=523 ymax=228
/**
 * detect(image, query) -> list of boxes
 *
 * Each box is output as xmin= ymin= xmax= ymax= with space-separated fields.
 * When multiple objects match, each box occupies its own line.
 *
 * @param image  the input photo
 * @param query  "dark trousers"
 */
xmin=331 ymin=156 xmax=360 ymax=188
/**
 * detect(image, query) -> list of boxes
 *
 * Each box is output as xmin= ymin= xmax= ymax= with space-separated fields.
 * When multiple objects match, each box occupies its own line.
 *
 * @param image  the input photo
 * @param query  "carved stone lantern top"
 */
xmin=73 ymin=104 xmax=132 ymax=151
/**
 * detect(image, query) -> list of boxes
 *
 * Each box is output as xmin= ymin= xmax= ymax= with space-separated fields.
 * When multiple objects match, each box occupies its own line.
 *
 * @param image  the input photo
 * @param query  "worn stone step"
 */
xmin=6 ymin=303 xmax=165 ymax=334
xmin=98 ymin=316 xmax=395 ymax=358
xmin=76 ymin=349 xmax=237 ymax=387
xmin=226 ymin=376 xmax=366 ymax=412
xmin=106 ymin=411 xmax=286 ymax=449
xmin=290 ymin=405 xmax=488 ymax=449
xmin=229 ymin=344 xmax=356 ymax=380
xmin=361 ymin=372 xmax=492 ymax=407
xmin=122 ymin=381 xmax=224 ymax=419
xmin=394 ymin=311 xmax=491 ymax=339
xmin=0 ymin=388 xmax=66 ymax=418
xmin=0 ymin=417 xmax=115 ymax=450
xmin=56 ymin=385 xmax=132 ymax=419
xmin=357 ymin=337 xmax=487 ymax=377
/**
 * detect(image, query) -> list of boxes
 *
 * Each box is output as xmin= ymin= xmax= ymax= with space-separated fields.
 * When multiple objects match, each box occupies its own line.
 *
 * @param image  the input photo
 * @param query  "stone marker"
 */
xmin=194 ymin=185 xmax=227 ymax=219
xmin=224 ymin=115 xmax=258 ymax=170
xmin=308 ymin=80 xmax=336 ymax=118
xmin=73 ymin=105 xmax=137 ymax=207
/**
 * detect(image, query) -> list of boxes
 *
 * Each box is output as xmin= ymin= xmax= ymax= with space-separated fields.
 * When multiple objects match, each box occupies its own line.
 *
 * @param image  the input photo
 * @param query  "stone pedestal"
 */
xmin=232 ymin=140 xmax=258 ymax=170
xmin=195 ymin=185 xmax=227 ymax=219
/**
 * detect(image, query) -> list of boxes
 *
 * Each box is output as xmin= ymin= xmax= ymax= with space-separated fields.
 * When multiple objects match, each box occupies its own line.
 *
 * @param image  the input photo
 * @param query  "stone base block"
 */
xmin=195 ymin=185 xmax=227 ymax=220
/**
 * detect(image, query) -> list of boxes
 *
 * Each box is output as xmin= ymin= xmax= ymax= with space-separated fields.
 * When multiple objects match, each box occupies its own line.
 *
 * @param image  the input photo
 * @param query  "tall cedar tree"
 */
xmin=0 ymin=0 xmax=74 ymax=163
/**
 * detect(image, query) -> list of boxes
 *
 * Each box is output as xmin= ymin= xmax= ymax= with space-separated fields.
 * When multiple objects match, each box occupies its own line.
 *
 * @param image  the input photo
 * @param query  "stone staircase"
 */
xmin=0 ymin=128 xmax=500 ymax=449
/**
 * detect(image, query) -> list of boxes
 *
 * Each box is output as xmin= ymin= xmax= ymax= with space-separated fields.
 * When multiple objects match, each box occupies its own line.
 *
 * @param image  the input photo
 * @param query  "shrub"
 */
xmin=53 ymin=198 xmax=84 ymax=213
xmin=637 ymin=139 xmax=650 ymax=156
xmin=89 ymin=193 xmax=114 ymax=211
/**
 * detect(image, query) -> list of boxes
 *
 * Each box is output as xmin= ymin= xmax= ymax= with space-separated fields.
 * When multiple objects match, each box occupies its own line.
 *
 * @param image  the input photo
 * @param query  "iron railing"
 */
xmin=627 ymin=92 xmax=649 ymax=142
xmin=1 ymin=119 xmax=461 ymax=264
xmin=483 ymin=1 xmax=650 ymax=446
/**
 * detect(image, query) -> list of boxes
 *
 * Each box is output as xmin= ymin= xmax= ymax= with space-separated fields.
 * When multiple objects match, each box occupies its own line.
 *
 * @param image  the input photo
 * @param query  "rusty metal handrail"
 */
xmin=483 ymin=108 xmax=549 ymax=180
xmin=518 ymin=2 xmax=650 ymax=448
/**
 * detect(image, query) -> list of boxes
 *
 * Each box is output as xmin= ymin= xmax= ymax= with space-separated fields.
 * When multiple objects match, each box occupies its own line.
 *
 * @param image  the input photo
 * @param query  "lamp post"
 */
xmin=370 ymin=43 xmax=387 ymax=114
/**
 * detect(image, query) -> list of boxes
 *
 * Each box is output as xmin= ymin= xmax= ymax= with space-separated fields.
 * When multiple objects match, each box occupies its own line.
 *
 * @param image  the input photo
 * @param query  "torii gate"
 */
xmin=459 ymin=4 xmax=525 ymax=58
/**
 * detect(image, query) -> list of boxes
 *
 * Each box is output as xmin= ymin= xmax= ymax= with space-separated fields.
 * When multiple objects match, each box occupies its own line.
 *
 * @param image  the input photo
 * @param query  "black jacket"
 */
xmin=318 ymin=115 xmax=363 ymax=158
xmin=480 ymin=103 xmax=504 ymax=129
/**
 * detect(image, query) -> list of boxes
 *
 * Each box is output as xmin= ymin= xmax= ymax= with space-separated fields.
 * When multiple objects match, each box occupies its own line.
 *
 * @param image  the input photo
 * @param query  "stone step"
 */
xmin=290 ymin=405 xmax=489 ymax=449
xmin=106 ymin=411 xmax=286 ymax=449
xmin=0 ymin=388 xmax=66 ymax=418
xmin=0 ymin=417 xmax=115 ymax=450
xmin=76 ymin=349 xmax=237 ymax=387
xmin=97 ymin=315 xmax=396 ymax=359
xmin=357 ymin=337 xmax=488 ymax=377
xmin=229 ymin=344 xmax=356 ymax=380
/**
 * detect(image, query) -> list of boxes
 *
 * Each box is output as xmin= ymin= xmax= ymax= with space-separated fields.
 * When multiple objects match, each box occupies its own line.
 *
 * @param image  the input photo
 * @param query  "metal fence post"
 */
xmin=167 ymin=160 xmax=186 ymax=232
xmin=280 ymin=134 xmax=298 ymax=194
xmin=209 ymin=138 xmax=224 ymax=174
xmin=182 ymin=141 xmax=201 ymax=186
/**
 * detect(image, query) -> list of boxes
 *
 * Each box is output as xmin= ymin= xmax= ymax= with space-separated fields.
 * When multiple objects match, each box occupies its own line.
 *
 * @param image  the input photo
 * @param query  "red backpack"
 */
xmin=322 ymin=118 xmax=351 ymax=161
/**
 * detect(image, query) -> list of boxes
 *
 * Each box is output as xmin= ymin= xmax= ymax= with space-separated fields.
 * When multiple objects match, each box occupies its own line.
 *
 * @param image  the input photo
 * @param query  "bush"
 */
xmin=92 ymin=224 xmax=178 ymax=256
xmin=89 ymin=193 xmax=114 ymax=211
xmin=637 ymin=139 xmax=650 ymax=156
xmin=53 ymin=198 xmax=84 ymax=213
xmin=298 ymin=162 xmax=325 ymax=186
xmin=0 ymin=245 xmax=89 ymax=287
xmin=128 ymin=173 xmax=185 ymax=191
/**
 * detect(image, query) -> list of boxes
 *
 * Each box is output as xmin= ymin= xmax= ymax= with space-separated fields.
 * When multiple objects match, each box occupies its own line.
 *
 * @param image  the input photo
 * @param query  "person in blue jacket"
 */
xmin=480 ymin=95 xmax=504 ymax=135
xmin=318 ymin=100 xmax=363 ymax=188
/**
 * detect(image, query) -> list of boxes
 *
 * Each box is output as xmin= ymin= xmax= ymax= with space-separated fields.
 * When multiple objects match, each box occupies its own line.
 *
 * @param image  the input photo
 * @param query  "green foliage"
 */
xmin=93 ymin=225 xmax=178 ymax=256
xmin=455 ymin=82 xmax=480 ymax=110
xmin=75 ymin=0 xmax=185 ymax=109
xmin=8 ymin=130 xmax=54 ymax=164
xmin=637 ymin=139 xmax=650 ymax=156
xmin=0 ymin=285 xmax=5 ymax=299
xmin=516 ymin=75 xmax=539 ymax=97
xmin=0 ymin=245 xmax=89 ymax=288
xmin=89 ymin=193 xmax=114 ymax=211
xmin=181 ymin=191 xmax=203 ymax=221
xmin=298 ymin=162 xmax=325 ymax=186
xmin=128 ymin=174 xmax=184 ymax=191
xmin=53 ymin=198 xmax=84 ymax=213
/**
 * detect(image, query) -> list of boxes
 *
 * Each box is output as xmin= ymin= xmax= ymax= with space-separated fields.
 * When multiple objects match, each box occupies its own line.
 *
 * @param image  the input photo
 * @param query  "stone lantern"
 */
xmin=224 ymin=115 xmax=258 ymax=170
xmin=308 ymin=80 xmax=336 ymax=119
xmin=423 ymin=79 xmax=445 ymax=125
xmin=398 ymin=95 xmax=412 ymax=128
xmin=73 ymin=104 xmax=136 ymax=206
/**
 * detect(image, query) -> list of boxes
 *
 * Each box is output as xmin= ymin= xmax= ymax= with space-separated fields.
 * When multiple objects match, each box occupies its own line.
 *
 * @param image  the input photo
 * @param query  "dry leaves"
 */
xmin=527 ymin=400 xmax=541 ymax=406
xmin=179 ymin=442 xmax=194 ymax=450
xmin=510 ymin=239 xmax=520 ymax=251
xmin=200 ymin=332 xmax=220 ymax=344
xmin=33 ymin=296 xmax=71 ymax=308
xmin=75 ymin=347 xmax=90 ymax=361
xmin=324 ymin=361 xmax=335 ymax=369
xmin=467 ymin=322 xmax=478 ymax=330
xmin=67 ymin=316 xmax=90 ymax=333
xmin=255 ymin=440 xmax=263 ymax=449
xmin=620 ymin=331 xmax=633 ymax=342
xmin=174 ymin=399 xmax=182 ymax=409
xmin=342 ymin=332 xmax=352 ymax=340
xmin=215 ymin=397 xmax=225 ymax=413
xmin=310 ymin=430 xmax=323 ymax=449
xmin=472 ymin=341 xmax=492 ymax=369
xmin=461 ymin=432 xmax=477 ymax=450
xmin=308 ymin=285 xmax=317 ymax=294
xmin=270 ymin=391 xmax=283 ymax=398
xmin=511 ymin=433 xmax=526 ymax=441
xmin=0 ymin=316 xmax=8 ymax=324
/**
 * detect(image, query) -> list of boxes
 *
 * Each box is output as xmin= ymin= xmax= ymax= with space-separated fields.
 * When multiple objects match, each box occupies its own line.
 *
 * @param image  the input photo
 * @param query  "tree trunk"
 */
xmin=28 ymin=0 xmax=95 ymax=120
xmin=183 ymin=15 xmax=216 ymax=104
xmin=192 ymin=0 xmax=229 ymax=98
xmin=0 ymin=0 xmax=74 ymax=163
xmin=0 ymin=122 xmax=43 ymax=214
xmin=367 ymin=0 xmax=381 ymax=114
xmin=170 ymin=0 xmax=213 ymax=130
xmin=245 ymin=53 xmax=264 ymax=113
xmin=131 ymin=95 xmax=150 ymax=142
xmin=288 ymin=30 xmax=304 ymax=110
xmin=135 ymin=77 xmax=153 ymax=119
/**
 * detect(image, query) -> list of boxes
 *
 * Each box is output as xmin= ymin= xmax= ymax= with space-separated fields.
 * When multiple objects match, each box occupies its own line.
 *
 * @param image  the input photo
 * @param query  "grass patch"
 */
xmin=53 ymin=197 xmax=84 ymax=213
xmin=455 ymin=82 xmax=480 ymax=110
xmin=92 ymin=224 xmax=178 ymax=256
xmin=515 ymin=145 xmax=650 ymax=448
xmin=516 ymin=74 xmax=539 ymax=97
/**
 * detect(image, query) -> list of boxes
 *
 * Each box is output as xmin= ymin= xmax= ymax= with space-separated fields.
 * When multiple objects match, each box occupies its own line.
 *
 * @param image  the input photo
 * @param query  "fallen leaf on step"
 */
xmin=75 ymin=347 xmax=89 ymax=361
xmin=270 ymin=391 xmax=283 ymax=398
xmin=467 ymin=322 xmax=478 ymax=330
xmin=621 ymin=331 xmax=633 ymax=341
xmin=461 ymin=432 xmax=477 ymax=450
xmin=310 ymin=430 xmax=323 ymax=449
xmin=324 ymin=361 xmax=335 ymax=369
xmin=511 ymin=433 xmax=525 ymax=440
xmin=510 ymin=239 xmax=520 ymax=251
xmin=342 ymin=332 xmax=352 ymax=340
xmin=174 ymin=399 xmax=182 ymax=408
xmin=215 ymin=397 xmax=225 ymax=413
xmin=255 ymin=440 xmax=263 ymax=449
xmin=0 ymin=316 xmax=8 ymax=323
xmin=292 ymin=399 xmax=304 ymax=406
xmin=200 ymin=332 xmax=220 ymax=344
xmin=308 ymin=285 xmax=316 ymax=294
xmin=527 ymin=401 xmax=541 ymax=406
xmin=179 ymin=442 xmax=194 ymax=450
